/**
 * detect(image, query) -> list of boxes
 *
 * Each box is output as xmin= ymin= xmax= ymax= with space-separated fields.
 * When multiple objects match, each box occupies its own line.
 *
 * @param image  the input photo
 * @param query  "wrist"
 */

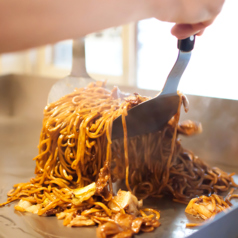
xmin=118 ymin=0 xmax=155 ymax=24
xmin=138 ymin=0 xmax=156 ymax=20
xmin=144 ymin=0 xmax=181 ymax=23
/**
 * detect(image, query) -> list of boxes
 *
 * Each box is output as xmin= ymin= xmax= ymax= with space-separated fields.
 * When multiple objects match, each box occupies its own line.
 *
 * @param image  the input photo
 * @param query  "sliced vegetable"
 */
xmin=26 ymin=204 xmax=42 ymax=214
xmin=15 ymin=199 xmax=32 ymax=211
xmin=72 ymin=182 xmax=96 ymax=206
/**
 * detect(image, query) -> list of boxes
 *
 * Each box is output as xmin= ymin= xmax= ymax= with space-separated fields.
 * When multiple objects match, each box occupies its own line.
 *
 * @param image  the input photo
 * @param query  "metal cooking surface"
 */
xmin=1 ymin=74 xmax=238 ymax=238
xmin=1 ymin=116 xmax=238 ymax=238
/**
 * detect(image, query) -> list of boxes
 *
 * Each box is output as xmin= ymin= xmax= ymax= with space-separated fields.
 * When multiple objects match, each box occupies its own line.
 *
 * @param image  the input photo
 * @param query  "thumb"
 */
xmin=171 ymin=20 xmax=213 ymax=39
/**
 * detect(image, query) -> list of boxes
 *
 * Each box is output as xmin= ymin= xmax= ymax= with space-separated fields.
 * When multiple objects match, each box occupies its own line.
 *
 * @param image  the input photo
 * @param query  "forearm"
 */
xmin=0 ymin=0 xmax=225 ymax=53
xmin=0 ymin=0 xmax=151 ymax=53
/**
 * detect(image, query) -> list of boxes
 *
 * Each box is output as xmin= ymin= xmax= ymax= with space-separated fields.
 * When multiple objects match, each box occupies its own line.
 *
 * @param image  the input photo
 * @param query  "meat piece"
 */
xmin=131 ymin=218 xmax=143 ymax=233
xmin=45 ymin=208 xmax=58 ymax=216
xmin=111 ymin=86 xmax=129 ymax=100
xmin=96 ymin=222 xmax=123 ymax=238
xmin=97 ymin=219 xmax=134 ymax=238
xmin=125 ymin=94 xmax=148 ymax=110
xmin=96 ymin=162 xmax=112 ymax=201
xmin=108 ymin=190 xmax=142 ymax=216
xmin=196 ymin=198 xmax=203 ymax=203
xmin=177 ymin=120 xmax=202 ymax=136
xmin=97 ymin=211 xmax=159 ymax=238
xmin=67 ymin=215 xmax=95 ymax=227
xmin=114 ymin=213 xmax=134 ymax=229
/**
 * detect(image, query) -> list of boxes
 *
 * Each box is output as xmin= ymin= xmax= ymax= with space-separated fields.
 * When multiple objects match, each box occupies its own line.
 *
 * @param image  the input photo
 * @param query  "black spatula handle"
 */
xmin=178 ymin=36 xmax=195 ymax=52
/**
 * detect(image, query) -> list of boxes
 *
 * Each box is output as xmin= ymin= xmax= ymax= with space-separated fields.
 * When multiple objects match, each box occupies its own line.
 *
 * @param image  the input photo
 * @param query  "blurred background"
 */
xmin=0 ymin=0 xmax=237 ymax=100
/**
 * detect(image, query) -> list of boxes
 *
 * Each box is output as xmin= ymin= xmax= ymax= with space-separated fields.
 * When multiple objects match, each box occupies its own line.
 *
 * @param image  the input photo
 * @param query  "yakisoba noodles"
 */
xmin=0 ymin=81 xmax=237 ymax=237
xmin=185 ymin=188 xmax=238 ymax=227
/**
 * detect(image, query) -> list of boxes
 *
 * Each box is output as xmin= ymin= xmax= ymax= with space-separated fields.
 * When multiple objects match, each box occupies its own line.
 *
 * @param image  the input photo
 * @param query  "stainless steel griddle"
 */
xmin=0 ymin=74 xmax=238 ymax=238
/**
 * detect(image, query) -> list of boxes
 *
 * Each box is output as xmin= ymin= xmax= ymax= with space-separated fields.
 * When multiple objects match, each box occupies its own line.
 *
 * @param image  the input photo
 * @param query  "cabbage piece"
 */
xmin=72 ymin=182 xmax=96 ymax=206
xmin=25 ymin=204 xmax=42 ymax=214
xmin=14 ymin=199 xmax=32 ymax=212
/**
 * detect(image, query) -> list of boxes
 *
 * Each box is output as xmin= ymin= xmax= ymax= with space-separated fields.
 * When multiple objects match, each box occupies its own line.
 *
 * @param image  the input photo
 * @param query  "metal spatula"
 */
xmin=48 ymin=38 xmax=129 ymax=104
xmin=111 ymin=36 xmax=195 ymax=140
xmin=48 ymin=38 xmax=94 ymax=104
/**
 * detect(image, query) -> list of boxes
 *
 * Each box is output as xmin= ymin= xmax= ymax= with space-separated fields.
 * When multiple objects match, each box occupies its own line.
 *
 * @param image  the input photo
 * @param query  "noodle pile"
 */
xmin=0 ymin=81 xmax=237 ymax=236
xmin=185 ymin=188 xmax=238 ymax=227
xmin=112 ymin=121 xmax=238 ymax=203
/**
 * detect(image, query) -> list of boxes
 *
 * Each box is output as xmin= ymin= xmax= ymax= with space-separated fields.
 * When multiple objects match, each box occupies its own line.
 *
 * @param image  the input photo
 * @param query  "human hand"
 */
xmin=171 ymin=19 xmax=213 ymax=39
xmin=149 ymin=0 xmax=225 ymax=39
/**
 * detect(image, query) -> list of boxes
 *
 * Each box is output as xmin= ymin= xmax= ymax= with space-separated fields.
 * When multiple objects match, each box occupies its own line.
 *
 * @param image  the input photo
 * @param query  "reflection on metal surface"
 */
xmin=0 ymin=213 xmax=36 ymax=238
xmin=1 ymin=74 xmax=238 ymax=238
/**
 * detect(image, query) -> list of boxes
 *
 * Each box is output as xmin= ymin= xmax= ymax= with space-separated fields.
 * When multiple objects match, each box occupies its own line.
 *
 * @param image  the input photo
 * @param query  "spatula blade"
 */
xmin=48 ymin=76 xmax=94 ymax=104
xmin=111 ymin=36 xmax=195 ymax=140
xmin=112 ymin=93 xmax=180 ymax=140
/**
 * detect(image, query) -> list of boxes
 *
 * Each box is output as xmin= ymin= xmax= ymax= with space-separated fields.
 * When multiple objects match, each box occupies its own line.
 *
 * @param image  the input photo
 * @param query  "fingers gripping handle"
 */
xmin=178 ymin=36 xmax=195 ymax=52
